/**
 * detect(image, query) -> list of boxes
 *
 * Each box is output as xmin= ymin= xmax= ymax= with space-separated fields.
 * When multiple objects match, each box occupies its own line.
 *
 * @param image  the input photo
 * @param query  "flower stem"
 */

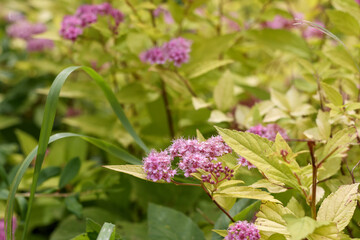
xmin=160 ymin=79 xmax=175 ymax=138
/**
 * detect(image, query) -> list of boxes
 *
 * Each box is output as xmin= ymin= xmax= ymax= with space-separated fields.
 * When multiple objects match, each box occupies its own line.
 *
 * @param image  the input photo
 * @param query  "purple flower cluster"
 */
xmin=143 ymin=150 xmax=176 ymax=182
xmin=237 ymin=124 xmax=288 ymax=169
xmin=224 ymin=221 xmax=260 ymax=240
xmin=153 ymin=7 xmax=174 ymax=25
xmin=6 ymin=19 xmax=54 ymax=52
xmin=0 ymin=217 xmax=17 ymax=240
xmin=247 ymin=124 xmax=288 ymax=141
xmin=60 ymin=3 xmax=124 ymax=41
xmin=356 ymin=0 xmax=360 ymax=5
xmin=140 ymin=37 xmax=192 ymax=67
xmin=143 ymin=136 xmax=232 ymax=182
xmin=201 ymin=162 xmax=234 ymax=184
xmin=264 ymin=13 xmax=324 ymax=39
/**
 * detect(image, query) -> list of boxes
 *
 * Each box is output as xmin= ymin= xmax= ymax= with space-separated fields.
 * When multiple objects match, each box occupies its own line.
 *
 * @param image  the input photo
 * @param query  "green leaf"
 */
xmin=86 ymin=218 xmax=102 ymax=235
xmin=321 ymin=82 xmax=343 ymax=106
xmin=212 ymin=230 xmax=227 ymax=237
xmin=317 ymin=183 xmax=359 ymax=231
xmin=250 ymin=179 xmax=287 ymax=193
xmin=208 ymin=110 xmax=233 ymax=123
xmin=286 ymin=197 xmax=305 ymax=218
xmin=268 ymin=234 xmax=287 ymax=240
xmin=37 ymin=166 xmax=61 ymax=187
xmin=270 ymin=89 xmax=290 ymax=111
xmin=103 ymin=165 xmax=149 ymax=181
xmin=308 ymin=222 xmax=339 ymax=240
xmin=247 ymin=29 xmax=311 ymax=59
xmin=316 ymin=127 xmax=356 ymax=163
xmin=255 ymin=202 xmax=292 ymax=237
xmin=59 ymin=157 xmax=81 ymax=189
xmin=214 ymin=186 xmax=280 ymax=203
xmin=148 ymin=203 xmax=205 ymax=240
xmin=5 ymin=132 xmax=141 ymax=240
xmin=217 ymin=128 xmax=300 ymax=191
xmin=65 ymin=195 xmax=83 ymax=218
xmin=0 ymin=115 xmax=20 ymax=130
xmin=97 ymin=222 xmax=115 ymax=240
xmin=191 ymin=97 xmax=211 ymax=110
xmin=326 ymin=10 xmax=360 ymax=36
xmin=233 ymin=201 xmax=261 ymax=221
xmin=5 ymin=66 xmax=148 ymax=240
xmin=152 ymin=67 xmax=190 ymax=95
xmin=284 ymin=215 xmax=317 ymax=240
xmin=316 ymin=110 xmax=331 ymax=140
xmin=332 ymin=0 xmax=360 ymax=24
xmin=323 ymin=46 xmax=358 ymax=72
xmin=15 ymin=129 xmax=38 ymax=156
xmin=214 ymin=70 xmax=235 ymax=111
xmin=187 ymin=59 xmax=233 ymax=79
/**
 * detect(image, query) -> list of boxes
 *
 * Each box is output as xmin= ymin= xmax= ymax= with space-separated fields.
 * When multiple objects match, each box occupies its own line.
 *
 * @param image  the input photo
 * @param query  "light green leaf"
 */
xmin=326 ymin=10 xmax=360 ymax=36
xmin=316 ymin=110 xmax=331 ymax=140
xmin=152 ymin=67 xmax=189 ymax=95
xmin=97 ymin=222 xmax=115 ymax=240
xmin=212 ymin=230 xmax=227 ymax=237
xmin=307 ymin=222 xmax=339 ymax=240
xmin=321 ymin=82 xmax=343 ymax=106
xmin=270 ymin=89 xmax=290 ymax=111
xmin=284 ymin=215 xmax=317 ymax=240
xmin=255 ymin=202 xmax=292 ymax=237
xmin=286 ymin=197 xmax=305 ymax=218
xmin=217 ymin=128 xmax=300 ymax=191
xmin=317 ymin=183 xmax=359 ymax=231
xmin=15 ymin=129 xmax=38 ymax=156
xmin=103 ymin=165 xmax=149 ymax=181
xmin=323 ymin=47 xmax=358 ymax=72
xmin=214 ymin=70 xmax=235 ymax=111
xmin=316 ymin=128 xmax=356 ymax=163
xmin=0 ymin=116 xmax=20 ymax=130
xmin=187 ymin=59 xmax=234 ymax=79
xmin=214 ymin=186 xmax=280 ymax=203
xmin=247 ymin=29 xmax=311 ymax=59
xmin=208 ymin=110 xmax=233 ymax=123
xmin=268 ymin=234 xmax=287 ymax=240
xmin=263 ymin=108 xmax=289 ymax=122
xmin=250 ymin=179 xmax=287 ymax=193
xmin=332 ymin=0 xmax=360 ymax=24
xmin=192 ymin=97 xmax=211 ymax=110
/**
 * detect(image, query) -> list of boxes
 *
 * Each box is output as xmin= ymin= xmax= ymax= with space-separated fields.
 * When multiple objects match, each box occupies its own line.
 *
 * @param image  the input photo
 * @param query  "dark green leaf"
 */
xmin=59 ymin=157 xmax=81 ymax=189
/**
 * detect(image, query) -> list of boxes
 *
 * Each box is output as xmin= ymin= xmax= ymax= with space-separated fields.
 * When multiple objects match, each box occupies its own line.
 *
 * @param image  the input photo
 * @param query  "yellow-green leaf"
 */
xmin=321 ymin=82 xmax=343 ymax=106
xmin=214 ymin=186 xmax=280 ymax=203
xmin=317 ymin=183 xmax=359 ymax=231
xmin=103 ymin=165 xmax=149 ymax=181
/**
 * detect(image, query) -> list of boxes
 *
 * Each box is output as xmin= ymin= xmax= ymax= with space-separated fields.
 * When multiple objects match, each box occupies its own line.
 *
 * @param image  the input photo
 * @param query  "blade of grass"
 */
xmin=5 ymin=132 xmax=141 ymax=239
xmin=6 ymin=66 xmax=147 ymax=239
xmin=97 ymin=222 xmax=115 ymax=240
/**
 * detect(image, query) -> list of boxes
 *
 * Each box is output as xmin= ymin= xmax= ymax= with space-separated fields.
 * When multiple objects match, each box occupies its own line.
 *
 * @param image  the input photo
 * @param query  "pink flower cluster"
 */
xmin=143 ymin=136 xmax=232 ymax=182
xmin=60 ymin=3 xmax=124 ymax=41
xmin=201 ymin=162 xmax=234 ymax=184
xmin=153 ymin=7 xmax=174 ymax=25
xmin=0 ymin=217 xmax=17 ymax=240
xmin=264 ymin=13 xmax=324 ymax=39
xmin=356 ymin=0 xmax=360 ymax=5
xmin=224 ymin=221 xmax=260 ymax=240
xmin=237 ymin=124 xmax=288 ymax=169
xmin=140 ymin=37 xmax=192 ymax=67
xmin=6 ymin=18 xmax=54 ymax=52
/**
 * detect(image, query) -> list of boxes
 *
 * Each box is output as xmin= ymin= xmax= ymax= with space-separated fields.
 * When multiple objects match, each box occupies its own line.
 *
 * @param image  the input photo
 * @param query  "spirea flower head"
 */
xmin=7 ymin=20 xmax=46 ymax=39
xmin=139 ymin=47 xmax=167 ymax=65
xmin=6 ymin=18 xmax=54 ymax=52
xmin=143 ymin=150 xmax=176 ymax=182
xmin=26 ymin=38 xmax=54 ymax=52
xmin=356 ymin=0 xmax=360 ymax=5
xmin=224 ymin=221 xmax=260 ymax=240
xmin=140 ymin=37 xmax=192 ymax=67
xmin=237 ymin=156 xmax=256 ymax=170
xmin=302 ymin=20 xmax=324 ymax=39
xmin=247 ymin=124 xmax=288 ymax=141
xmin=153 ymin=7 xmax=174 ymax=25
xmin=60 ymin=3 xmax=124 ymax=41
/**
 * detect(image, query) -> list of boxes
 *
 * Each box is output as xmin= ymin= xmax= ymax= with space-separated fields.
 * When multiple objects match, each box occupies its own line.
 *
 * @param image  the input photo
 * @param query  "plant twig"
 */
xmin=200 ymin=183 xmax=235 ymax=222
xmin=307 ymin=141 xmax=317 ymax=219
xmin=171 ymin=180 xmax=201 ymax=187
xmin=125 ymin=0 xmax=145 ymax=24
xmin=316 ymin=146 xmax=339 ymax=168
xmin=160 ymin=79 xmax=175 ymax=138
